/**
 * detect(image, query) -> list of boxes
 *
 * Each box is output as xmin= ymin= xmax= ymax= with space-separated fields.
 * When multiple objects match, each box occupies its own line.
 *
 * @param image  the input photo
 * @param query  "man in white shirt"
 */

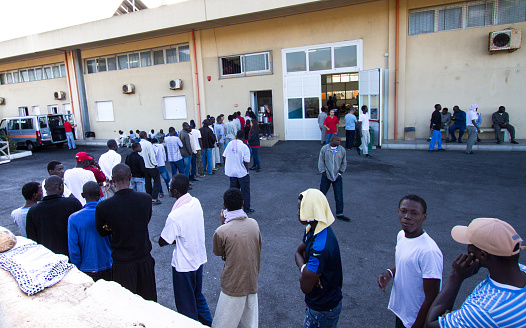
xmin=159 ymin=174 xmax=212 ymax=326
xmin=12 ymin=182 xmax=43 ymax=237
xmin=377 ymin=195 xmax=443 ymax=328
xmin=165 ymin=126 xmax=184 ymax=177
xmin=64 ymin=152 xmax=97 ymax=205
xmin=139 ymin=131 xmax=161 ymax=204
xmin=213 ymin=115 xmax=225 ymax=167
xmin=223 ymin=130 xmax=253 ymax=214
xmin=190 ymin=121 xmax=204 ymax=178
xmin=42 ymin=160 xmax=72 ymax=198
xmin=152 ymin=138 xmax=171 ymax=198
xmin=224 ymin=115 xmax=237 ymax=148
xmin=465 ymin=103 xmax=480 ymax=155
xmin=359 ymin=105 xmax=372 ymax=158
xmin=99 ymin=139 xmax=122 ymax=198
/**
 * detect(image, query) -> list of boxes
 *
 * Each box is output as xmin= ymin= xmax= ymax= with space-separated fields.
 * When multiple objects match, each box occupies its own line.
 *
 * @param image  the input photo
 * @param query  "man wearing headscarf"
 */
xmin=294 ymin=189 xmax=343 ymax=327
xmin=465 ymin=103 xmax=480 ymax=154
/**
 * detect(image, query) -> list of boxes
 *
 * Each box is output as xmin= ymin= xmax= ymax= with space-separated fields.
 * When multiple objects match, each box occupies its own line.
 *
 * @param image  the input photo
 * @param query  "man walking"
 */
xmin=359 ymin=105 xmax=372 ymax=157
xmin=165 ymin=126 xmax=184 ymax=177
xmin=200 ymin=119 xmax=217 ymax=176
xmin=318 ymin=134 xmax=349 ymax=222
xmin=224 ymin=115 xmax=237 ymax=148
xmin=448 ymin=106 xmax=466 ymax=143
xmin=223 ymin=130 xmax=253 ymax=214
xmin=68 ymin=181 xmax=112 ymax=282
xmin=95 ymin=164 xmax=157 ymax=301
xmin=152 ymin=138 xmax=170 ymax=198
xmin=214 ymin=115 xmax=225 ymax=167
xmin=138 ymin=131 xmax=162 ymax=204
xmin=318 ymin=107 xmax=328 ymax=145
xmin=212 ymin=188 xmax=262 ymax=328
xmin=295 ymin=189 xmax=343 ymax=327
xmin=159 ymin=174 xmax=213 ymax=326
xmin=377 ymin=195 xmax=443 ymax=328
xmin=428 ymin=104 xmax=444 ymax=152
xmin=98 ymin=139 xmax=122 ymax=196
xmin=465 ymin=103 xmax=481 ymax=154
xmin=64 ymin=152 xmax=97 ymax=205
xmin=190 ymin=121 xmax=204 ymax=178
xmin=492 ymin=105 xmax=519 ymax=144
xmin=323 ymin=109 xmax=339 ymax=144
xmin=427 ymin=218 xmax=526 ymax=327
xmin=64 ymin=119 xmax=77 ymax=150
xmin=179 ymin=122 xmax=194 ymax=179
xmin=26 ymin=176 xmax=82 ymax=255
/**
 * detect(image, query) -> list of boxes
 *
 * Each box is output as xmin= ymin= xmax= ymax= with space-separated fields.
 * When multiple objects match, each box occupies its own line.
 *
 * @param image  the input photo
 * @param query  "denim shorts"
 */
xmin=304 ymin=300 xmax=342 ymax=328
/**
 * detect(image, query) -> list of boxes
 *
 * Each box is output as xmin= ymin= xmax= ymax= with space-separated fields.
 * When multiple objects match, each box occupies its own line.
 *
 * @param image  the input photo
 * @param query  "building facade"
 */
xmin=1 ymin=0 xmax=525 ymax=143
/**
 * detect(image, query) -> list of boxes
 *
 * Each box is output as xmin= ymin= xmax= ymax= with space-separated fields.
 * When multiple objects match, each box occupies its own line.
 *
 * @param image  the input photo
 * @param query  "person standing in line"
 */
xmin=64 ymin=152 xmax=97 ymax=205
xmin=125 ymin=142 xmax=146 ymax=192
xmin=208 ymin=116 xmax=218 ymax=169
xmin=248 ymin=120 xmax=262 ymax=172
xmin=233 ymin=113 xmax=242 ymax=132
xmin=11 ymin=182 xmax=43 ymax=237
xmin=64 ymin=119 xmax=77 ymax=150
xmin=179 ymin=123 xmax=194 ymax=179
xmin=152 ymin=138 xmax=170 ymax=198
xmin=214 ymin=115 xmax=225 ymax=168
xmin=224 ymin=115 xmax=237 ymax=148
xmin=358 ymin=105 xmax=372 ymax=157
xmin=165 ymin=126 xmax=185 ymax=177
xmin=447 ymin=106 xmax=466 ymax=143
xmin=377 ymin=195 xmax=443 ymax=328
xmin=426 ymin=218 xmax=526 ymax=328
xmin=344 ymin=108 xmax=357 ymax=150
xmin=441 ymin=107 xmax=452 ymax=141
xmin=95 ymin=164 xmax=157 ymax=302
xmin=212 ymin=188 xmax=262 ymax=328
xmin=323 ymin=109 xmax=339 ymax=144
xmin=68 ymin=181 xmax=112 ymax=282
xmin=428 ymin=104 xmax=445 ymax=152
xmin=190 ymin=120 xmax=205 ymax=179
xmin=159 ymin=174 xmax=213 ymax=326
xmin=492 ymin=105 xmax=519 ymax=144
xmin=42 ymin=160 xmax=72 ymax=198
xmin=294 ymin=189 xmax=343 ymax=328
xmin=318 ymin=134 xmax=349 ymax=222
xmin=99 ymin=139 xmax=122 ymax=198
xmin=26 ymin=175 xmax=82 ymax=256
xmin=85 ymin=153 xmax=106 ymax=199
xmin=465 ymin=103 xmax=481 ymax=155
xmin=318 ymin=107 xmax=328 ymax=145
xmin=138 ymin=131 xmax=162 ymax=205
xmin=223 ymin=130 xmax=253 ymax=214
xmin=200 ymin=119 xmax=217 ymax=176
xmin=263 ymin=105 xmax=272 ymax=138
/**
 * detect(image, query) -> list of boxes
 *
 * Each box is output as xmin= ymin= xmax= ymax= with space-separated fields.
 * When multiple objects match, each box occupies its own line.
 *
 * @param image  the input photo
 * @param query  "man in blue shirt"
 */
xmin=295 ymin=189 xmax=343 ymax=327
xmin=447 ymin=106 xmax=466 ymax=143
xmin=344 ymin=108 xmax=358 ymax=151
xmin=68 ymin=181 xmax=112 ymax=281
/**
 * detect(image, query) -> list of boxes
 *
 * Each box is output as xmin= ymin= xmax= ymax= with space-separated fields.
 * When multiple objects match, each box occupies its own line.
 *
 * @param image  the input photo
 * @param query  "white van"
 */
xmin=0 ymin=114 xmax=68 ymax=150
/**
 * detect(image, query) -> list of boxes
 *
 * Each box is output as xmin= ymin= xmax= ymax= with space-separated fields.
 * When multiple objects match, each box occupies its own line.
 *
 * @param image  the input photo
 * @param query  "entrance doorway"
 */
xmin=250 ymin=90 xmax=273 ymax=136
xmin=322 ymin=73 xmax=359 ymax=116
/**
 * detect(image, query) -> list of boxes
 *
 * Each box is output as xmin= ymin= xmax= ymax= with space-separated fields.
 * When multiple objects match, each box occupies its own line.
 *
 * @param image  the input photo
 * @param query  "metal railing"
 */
xmin=0 ymin=140 xmax=11 ymax=164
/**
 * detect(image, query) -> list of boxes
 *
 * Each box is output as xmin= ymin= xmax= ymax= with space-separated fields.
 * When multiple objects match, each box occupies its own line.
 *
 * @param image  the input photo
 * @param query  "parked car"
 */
xmin=0 ymin=114 xmax=68 ymax=150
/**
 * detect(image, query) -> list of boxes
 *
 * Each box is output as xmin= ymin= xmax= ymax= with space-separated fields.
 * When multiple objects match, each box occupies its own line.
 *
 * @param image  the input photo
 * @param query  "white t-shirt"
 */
xmin=223 ymin=140 xmax=250 ymax=178
xmin=160 ymin=195 xmax=207 ymax=272
xmin=360 ymin=110 xmax=371 ymax=131
xmin=11 ymin=207 xmax=30 ymax=237
xmin=153 ymin=144 xmax=166 ymax=167
xmin=98 ymin=149 xmax=121 ymax=180
xmin=388 ymin=230 xmax=443 ymax=328
xmin=191 ymin=129 xmax=202 ymax=151
xmin=42 ymin=178 xmax=72 ymax=198
xmin=466 ymin=110 xmax=478 ymax=127
xmin=63 ymin=168 xmax=97 ymax=205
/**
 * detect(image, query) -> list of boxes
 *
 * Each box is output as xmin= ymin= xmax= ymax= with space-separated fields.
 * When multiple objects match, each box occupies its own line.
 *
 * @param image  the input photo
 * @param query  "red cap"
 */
xmin=75 ymin=152 xmax=92 ymax=161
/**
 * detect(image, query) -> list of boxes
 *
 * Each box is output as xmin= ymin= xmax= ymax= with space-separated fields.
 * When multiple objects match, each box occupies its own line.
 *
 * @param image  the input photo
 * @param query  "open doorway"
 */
xmin=250 ymin=90 xmax=273 ymax=137
xmin=322 ymin=73 xmax=359 ymax=118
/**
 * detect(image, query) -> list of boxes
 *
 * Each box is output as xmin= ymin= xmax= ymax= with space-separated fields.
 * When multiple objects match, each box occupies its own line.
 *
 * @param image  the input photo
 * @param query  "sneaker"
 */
xmin=256 ymin=168 xmax=262 ymax=172
xmin=438 ymin=148 xmax=446 ymax=151
xmin=336 ymin=215 xmax=351 ymax=222
xmin=159 ymin=194 xmax=164 ymax=198
xmin=511 ymin=140 xmax=519 ymax=144
xmin=246 ymin=209 xmax=255 ymax=214
xmin=213 ymin=167 xmax=218 ymax=171
xmin=365 ymin=154 xmax=372 ymax=158
xmin=249 ymin=167 xmax=257 ymax=170
xmin=458 ymin=140 xmax=463 ymax=143
xmin=152 ymin=199 xmax=162 ymax=205
xmin=496 ymin=140 xmax=501 ymax=144
xmin=466 ymin=151 xmax=474 ymax=155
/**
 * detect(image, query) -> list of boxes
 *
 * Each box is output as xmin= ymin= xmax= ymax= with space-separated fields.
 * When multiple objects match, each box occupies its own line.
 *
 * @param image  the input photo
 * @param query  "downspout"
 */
xmin=394 ymin=0 xmax=400 ymax=140
xmin=64 ymin=52 xmax=75 ymax=115
xmin=192 ymin=29 xmax=202 ymax=127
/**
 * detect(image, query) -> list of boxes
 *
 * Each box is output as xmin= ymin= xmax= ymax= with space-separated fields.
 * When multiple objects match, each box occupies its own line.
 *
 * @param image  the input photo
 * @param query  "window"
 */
xmin=107 ymin=57 xmax=117 ymax=71
xmin=163 ymin=96 xmax=187 ymax=119
xmin=96 ymin=101 xmax=114 ymax=121
xmin=28 ymin=69 xmax=36 ymax=81
xmin=53 ymin=65 xmax=61 ymax=78
xmin=154 ymin=50 xmax=164 ymax=65
xmin=220 ymin=51 xmax=272 ymax=77
xmin=0 ymin=73 xmax=5 ymax=85
xmin=18 ymin=107 xmax=28 ymax=116
xmin=334 ymin=45 xmax=358 ymax=68
xmin=140 ymin=51 xmax=152 ymax=67
xmin=308 ymin=47 xmax=332 ymax=71
xmin=35 ymin=68 xmax=43 ymax=80
xmin=13 ymin=72 xmax=20 ymax=83
xmin=20 ymin=118 xmax=33 ymax=129
xmin=60 ymin=64 xmax=66 ymax=77
xmin=288 ymin=98 xmax=303 ymax=119
xmin=166 ymin=48 xmax=177 ymax=64
xmin=129 ymin=53 xmax=140 ymax=69
xmin=86 ymin=60 xmax=97 ymax=74
xmin=38 ymin=117 xmax=47 ymax=128
xmin=7 ymin=119 xmax=20 ymax=130
xmin=44 ymin=67 xmax=53 ymax=79
xmin=6 ymin=73 xmax=13 ymax=84
xmin=47 ymin=105 xmax=58 ymax=114
xmin=179 ymin=45 xmax=190 ymax=62
xmin=97 ymin=58 xmax=107 ymax=72
xmin=286 ymin=51 xmax=306 ymax=72
xmin=118 ymin=55 xmax=129 ymax=70
xmin=409 ymin=0 xmax=526 ymax=35
xmin=20 ymin=70 xmax=29 ymax=82
xmin=284 ymin=42 xmax=361 ymax=74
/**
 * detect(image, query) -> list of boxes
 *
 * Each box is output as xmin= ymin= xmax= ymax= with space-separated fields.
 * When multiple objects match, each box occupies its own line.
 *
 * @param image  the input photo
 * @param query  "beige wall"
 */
xmin=402 ymin=0 xmax=526 ymax=139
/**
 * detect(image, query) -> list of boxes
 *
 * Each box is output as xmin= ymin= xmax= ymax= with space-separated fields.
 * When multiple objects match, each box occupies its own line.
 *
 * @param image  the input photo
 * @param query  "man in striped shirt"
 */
xmin=426 ymin=218 xmax=526 ymax=328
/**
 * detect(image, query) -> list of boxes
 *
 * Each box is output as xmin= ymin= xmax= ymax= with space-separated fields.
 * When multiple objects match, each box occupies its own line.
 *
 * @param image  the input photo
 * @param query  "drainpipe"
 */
xmin=64 ymin=52 xmax=75 ymax=116
xmin=192 ymin=29 xmax=202 ymax=127
xmin=394 ymin=0 xmax=400 ymax=140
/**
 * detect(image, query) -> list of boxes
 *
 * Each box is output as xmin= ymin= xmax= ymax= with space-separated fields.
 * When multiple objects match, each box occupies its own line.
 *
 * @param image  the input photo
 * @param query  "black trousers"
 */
xmin=144 ymin=167 xmax=161 ymax=200
xmin=85 ymin=268 xmax=112 ymax=282
xmin=229 ymin=175 xmax=250 ymax=212
xmin=112 ymin=255 xmax=157 ymax=302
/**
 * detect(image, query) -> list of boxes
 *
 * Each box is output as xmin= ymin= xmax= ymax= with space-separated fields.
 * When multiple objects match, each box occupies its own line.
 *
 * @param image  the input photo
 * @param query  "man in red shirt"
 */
xmin=323 ymin=109 xmax=339 ymax=144
xmin=64 ymin=120 xmax=77 ymax=149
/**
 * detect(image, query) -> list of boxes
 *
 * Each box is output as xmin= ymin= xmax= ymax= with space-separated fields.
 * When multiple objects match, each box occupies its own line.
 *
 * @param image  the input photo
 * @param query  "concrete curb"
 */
xmin=381 ymin=140 xmax=526 ymax=151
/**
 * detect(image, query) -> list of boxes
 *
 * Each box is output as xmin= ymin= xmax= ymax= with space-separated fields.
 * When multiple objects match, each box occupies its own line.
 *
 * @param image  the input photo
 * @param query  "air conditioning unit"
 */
xmin=489 ymin=28 xmax=522 ymax=53
xmin=169 ymin=79 xmax=183 ymax=90
xmin=123 ymin=84 xmax=135 ymax=94
xmin=54 ymin=91 xmax=66 ymax=100
xmin=0 ymin=97 xmax=5 ymax=105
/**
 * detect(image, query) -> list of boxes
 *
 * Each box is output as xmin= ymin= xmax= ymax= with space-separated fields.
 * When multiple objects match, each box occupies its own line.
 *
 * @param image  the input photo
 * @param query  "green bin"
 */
xmin=368 ymin=129 xmax=374 ymax=151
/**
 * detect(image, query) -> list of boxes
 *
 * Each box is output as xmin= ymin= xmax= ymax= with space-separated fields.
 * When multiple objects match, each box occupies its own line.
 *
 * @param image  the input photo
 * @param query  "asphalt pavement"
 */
xmin=1 ymin=141 xmax=525 ymax=327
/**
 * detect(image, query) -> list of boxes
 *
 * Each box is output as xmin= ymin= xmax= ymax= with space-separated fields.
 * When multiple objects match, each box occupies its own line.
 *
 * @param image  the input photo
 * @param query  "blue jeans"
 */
xmin=428 ymin=129 xmax=443 ymax=150
xmin=158 ymin=166 xmax=171 ymax=195
xmin=304 ymin=300 xmax=342 ymax=328
xmin=182 ymin=155 xmax=192 ymax=178
xmin=449 ymin=124 xmax=465 ymax=142
xmin=66 ymin=131 xmax=76 ymax=149
xmin=229 ymin=175 xmax=250 ymax=213
xmin=130 ymin=177 xmax=145 ymax=192
xmin=320 ymin=173 xmax=343 ymax=216
xmin=169 ymin=160 xmax=185 ymax=177
xmin=251 ymin=147 xmax=261 ymax=169
xmin=326 ymin=133 xmax=336 ymax=144
xmin=172 ymin=265 xmax=213 ymax=326
xmin=202 ymin=148 xmax=213 ymax=175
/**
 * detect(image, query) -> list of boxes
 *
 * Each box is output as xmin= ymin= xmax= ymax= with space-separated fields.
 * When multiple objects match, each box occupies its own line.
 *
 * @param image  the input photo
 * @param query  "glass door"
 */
xmin=359 ymin=69 xmax=382 ymax=145
xmin=284 ymin=75 xmax=321 ymax=140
